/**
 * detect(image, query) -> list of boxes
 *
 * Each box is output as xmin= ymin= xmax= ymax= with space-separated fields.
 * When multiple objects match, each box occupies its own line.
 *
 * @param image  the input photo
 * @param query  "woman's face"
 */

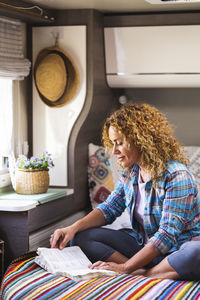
xmin=108 ymin=126 xmax=141 ymax=169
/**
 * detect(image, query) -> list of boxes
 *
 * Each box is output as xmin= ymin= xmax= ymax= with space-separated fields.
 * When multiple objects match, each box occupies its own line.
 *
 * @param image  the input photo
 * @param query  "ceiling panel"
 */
xmin=23 ymin=0 xmax=200 ymax=13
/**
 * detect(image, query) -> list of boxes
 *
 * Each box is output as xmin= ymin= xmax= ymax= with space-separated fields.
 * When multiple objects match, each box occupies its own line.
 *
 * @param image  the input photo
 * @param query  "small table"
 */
xmin=0 ymin=188 xmax=74 ymax=269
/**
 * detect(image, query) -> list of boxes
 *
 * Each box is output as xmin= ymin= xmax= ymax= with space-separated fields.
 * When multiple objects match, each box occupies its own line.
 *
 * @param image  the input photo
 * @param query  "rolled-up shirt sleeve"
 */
xmin=96 ymin=177 xmax=126 ymax=224
xmin=150 ymin=170 xmax=198 ymax=254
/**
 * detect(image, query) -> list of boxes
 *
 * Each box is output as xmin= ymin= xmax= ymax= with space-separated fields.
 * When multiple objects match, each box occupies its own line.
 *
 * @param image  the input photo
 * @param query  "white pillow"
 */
xmin=184 ymin=146 xmax=200 ymax=190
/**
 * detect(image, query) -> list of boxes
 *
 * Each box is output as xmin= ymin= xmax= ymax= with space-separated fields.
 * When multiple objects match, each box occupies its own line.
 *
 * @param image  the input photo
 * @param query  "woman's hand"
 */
xmin=50 ymin=209 xmax=106 ymax=250
xmin=89 ymin=261 xmax=126 ymax=274
xmin=50 ymin=226 xmax=76 ymax=250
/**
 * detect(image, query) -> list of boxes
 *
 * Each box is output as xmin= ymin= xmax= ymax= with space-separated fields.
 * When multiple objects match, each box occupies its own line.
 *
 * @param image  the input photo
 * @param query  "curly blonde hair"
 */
xmin=102 ymin=103 xmax=188 ymax=185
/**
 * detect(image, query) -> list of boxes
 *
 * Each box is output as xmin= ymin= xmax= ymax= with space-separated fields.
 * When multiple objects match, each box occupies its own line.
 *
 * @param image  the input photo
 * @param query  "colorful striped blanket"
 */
xmin=1 ymin=257 xmax=200 ymax=299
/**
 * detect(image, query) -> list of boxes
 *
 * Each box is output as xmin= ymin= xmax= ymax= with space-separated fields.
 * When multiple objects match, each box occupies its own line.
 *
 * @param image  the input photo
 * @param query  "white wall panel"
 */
xmin=105 ymin=25 xmax=200 ymax=87
xmin=32 ymin=26 xmax=86 ymax=186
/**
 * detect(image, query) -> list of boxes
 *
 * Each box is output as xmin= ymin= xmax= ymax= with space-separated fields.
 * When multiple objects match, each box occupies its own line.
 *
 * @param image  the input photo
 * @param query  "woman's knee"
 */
xmin=71 ymin=227 xmax=115 ymax=247
xmin=70 ymin=228 xmax=106 ymax=248
xmin=70 ymin=230 xmax=90 ymax=247
xmin=168 ymin=241 xmax=200 ymax=280
xmin=181 ymin=241 xmax=200 ymax=263
xmin=70 ymin=228 xmax=116 ymax=262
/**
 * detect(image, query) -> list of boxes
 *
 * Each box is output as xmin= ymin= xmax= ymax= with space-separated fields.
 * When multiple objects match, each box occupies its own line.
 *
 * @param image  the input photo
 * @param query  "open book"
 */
xmin=35 ymin=246 xmax=118 ymax=282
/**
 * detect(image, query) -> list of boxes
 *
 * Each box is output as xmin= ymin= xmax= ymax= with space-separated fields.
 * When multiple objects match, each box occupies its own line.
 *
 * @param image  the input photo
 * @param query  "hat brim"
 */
xmin=34 ymin=46 xmax=79 ymax=107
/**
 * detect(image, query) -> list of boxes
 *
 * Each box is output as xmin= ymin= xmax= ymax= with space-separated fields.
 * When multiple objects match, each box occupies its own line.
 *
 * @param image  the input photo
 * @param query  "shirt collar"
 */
xmin=131 ymin=164 xmax=152 ymax=184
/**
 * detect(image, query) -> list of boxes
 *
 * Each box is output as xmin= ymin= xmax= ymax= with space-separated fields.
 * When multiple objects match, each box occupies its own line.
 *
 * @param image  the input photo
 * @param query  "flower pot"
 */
xmin=15 ymin=169 xmax=49 ymax=194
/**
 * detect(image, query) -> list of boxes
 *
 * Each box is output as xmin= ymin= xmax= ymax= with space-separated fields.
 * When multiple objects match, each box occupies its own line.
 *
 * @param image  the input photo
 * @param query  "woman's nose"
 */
xmin=112 ymin=144 xmax=118 ymax=155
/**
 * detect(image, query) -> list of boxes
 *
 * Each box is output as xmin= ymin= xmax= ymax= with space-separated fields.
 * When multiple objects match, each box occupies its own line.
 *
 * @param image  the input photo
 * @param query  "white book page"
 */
xmin=35 ymin=246 xmax=118 ymax=279
xmin=36 ymin=246 xmax=91 ymax=270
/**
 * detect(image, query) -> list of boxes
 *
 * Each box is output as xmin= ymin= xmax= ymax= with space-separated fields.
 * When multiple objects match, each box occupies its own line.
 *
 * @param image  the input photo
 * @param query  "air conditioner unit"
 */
xmin=104 ymin=25 xmax=200 ymax=88
xmin=146 ymin=0 xmax=200 ymax=4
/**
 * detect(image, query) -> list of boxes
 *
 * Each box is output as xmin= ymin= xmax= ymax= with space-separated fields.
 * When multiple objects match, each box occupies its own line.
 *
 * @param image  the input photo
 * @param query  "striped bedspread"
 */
xmin=1 ymin=257 xmax=200 ymax=300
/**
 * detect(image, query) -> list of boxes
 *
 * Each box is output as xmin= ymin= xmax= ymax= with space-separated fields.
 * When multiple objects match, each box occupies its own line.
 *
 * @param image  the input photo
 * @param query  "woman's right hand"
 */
xmin=50 ymin=226 xmax=76 ymax=250
xmin=50 ymin=209 xmax=106 ymax=250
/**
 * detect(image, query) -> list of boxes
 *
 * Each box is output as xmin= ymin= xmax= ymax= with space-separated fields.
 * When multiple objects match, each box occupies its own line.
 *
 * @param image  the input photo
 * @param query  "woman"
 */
xmin=51 ymin=103 xmax=200 ymax=281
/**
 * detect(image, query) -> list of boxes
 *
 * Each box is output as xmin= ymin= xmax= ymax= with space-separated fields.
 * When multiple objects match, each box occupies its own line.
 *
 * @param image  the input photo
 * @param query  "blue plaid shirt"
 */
xmin=97 ymin=161 xmax=200 ymax=254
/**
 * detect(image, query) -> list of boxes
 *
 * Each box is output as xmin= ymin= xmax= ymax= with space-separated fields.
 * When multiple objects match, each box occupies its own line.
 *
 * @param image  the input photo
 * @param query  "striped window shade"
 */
xmin=0 ymin=16 xmax=31 ymax=80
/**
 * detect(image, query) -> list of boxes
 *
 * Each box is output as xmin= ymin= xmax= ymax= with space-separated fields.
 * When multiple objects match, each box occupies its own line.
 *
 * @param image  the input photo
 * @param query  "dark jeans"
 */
xmin=71 ymin=228 xmax=200 ymax=281
xmin=70 ymin=227 xmax=164 ymax=267
xmin=168 ymin=241 xmax=200 ymax=281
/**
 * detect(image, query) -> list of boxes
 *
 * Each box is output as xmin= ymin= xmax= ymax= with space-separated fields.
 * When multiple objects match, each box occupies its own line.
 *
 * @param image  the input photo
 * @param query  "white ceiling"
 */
xmin=24 ymin=0 xmax=200 ymax=13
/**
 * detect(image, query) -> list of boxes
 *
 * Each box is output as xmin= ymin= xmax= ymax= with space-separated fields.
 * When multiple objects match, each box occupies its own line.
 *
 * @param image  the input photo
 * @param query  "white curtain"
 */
xmin=0 ymin=16 xmax=31 ymax=80
xmin=0 ymin=79 xmax=13 ymax=157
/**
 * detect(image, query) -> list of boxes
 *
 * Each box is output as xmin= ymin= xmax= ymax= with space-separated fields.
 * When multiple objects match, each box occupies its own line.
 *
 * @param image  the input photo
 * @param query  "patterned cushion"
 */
xmin=88 ymin=143 xmax=131 ymax=229
xmin=88 ymin=143 xmax=114 ymax=208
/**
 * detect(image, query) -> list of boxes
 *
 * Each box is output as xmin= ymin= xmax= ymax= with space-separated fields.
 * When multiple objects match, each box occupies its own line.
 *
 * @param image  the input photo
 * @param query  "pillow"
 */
xmin=88 ymin=143 xmax=132 ymax=229
xmin=184 ymin=146 xmax=200 ymax=190
xmin=88 ymin=143 xmax=114 ymax=209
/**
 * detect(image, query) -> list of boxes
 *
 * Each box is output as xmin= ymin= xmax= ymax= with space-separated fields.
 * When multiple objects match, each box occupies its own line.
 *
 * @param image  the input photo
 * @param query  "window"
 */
xmin=0 ymin=16 xmax=31 ymax=171
xmin=0 ymin=78 xmax=13 ymax=170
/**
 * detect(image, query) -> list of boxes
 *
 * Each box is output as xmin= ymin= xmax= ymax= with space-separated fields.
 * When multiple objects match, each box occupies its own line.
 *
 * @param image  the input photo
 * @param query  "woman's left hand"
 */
xmin=89 ymin=261 xmax=126 ymax=274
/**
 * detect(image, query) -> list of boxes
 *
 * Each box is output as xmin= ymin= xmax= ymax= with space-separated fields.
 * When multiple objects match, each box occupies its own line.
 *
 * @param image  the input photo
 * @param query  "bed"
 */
xmin=1 ymin=254 xmax=200 ymax=300
xmin=1 ymin=145 xmax=200 ymax=300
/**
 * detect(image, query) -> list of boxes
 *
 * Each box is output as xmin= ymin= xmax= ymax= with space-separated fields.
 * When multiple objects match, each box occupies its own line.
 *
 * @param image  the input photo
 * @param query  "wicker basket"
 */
xmin=15 ymin=169 xmax=49 ymax=194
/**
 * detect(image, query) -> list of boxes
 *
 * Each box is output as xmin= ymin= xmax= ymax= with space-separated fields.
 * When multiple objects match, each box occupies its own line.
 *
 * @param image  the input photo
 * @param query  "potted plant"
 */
xmin=15 ymin=152 xmax=54 ymax=194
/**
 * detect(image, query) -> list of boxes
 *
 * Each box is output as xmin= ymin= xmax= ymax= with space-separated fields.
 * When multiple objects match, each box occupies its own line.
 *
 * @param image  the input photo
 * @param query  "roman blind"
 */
xmin=0 ymin=16 xmax=31 ymax=80
xmin=0 ymin=78 xmax=13 ymax=158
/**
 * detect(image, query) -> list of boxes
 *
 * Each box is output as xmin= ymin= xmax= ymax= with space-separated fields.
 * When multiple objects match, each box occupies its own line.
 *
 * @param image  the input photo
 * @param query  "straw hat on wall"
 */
xmin=34 ymin=46 xmax=79 ymax=107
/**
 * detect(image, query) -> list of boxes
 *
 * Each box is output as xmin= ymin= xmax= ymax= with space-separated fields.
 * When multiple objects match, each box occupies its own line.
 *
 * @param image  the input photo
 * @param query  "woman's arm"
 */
xmin=150 ymin=169 xmax=197 ymax=254
xmin=51 ymin=178 xmax=125 ymax=250
xmin=123 ymin=242 xmax=159 ymax=273
xmin=50 ymin=208 xmax=105 ymax=249
xmin=90 ymin=241 xmax=159 ymax=274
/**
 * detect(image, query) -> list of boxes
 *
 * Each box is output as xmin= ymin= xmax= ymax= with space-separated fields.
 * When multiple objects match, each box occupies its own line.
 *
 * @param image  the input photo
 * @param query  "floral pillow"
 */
xmin=88 ymin=143 xmax=114 ymax=209
xmin=88 ymin=143 xmax=132 ymax=229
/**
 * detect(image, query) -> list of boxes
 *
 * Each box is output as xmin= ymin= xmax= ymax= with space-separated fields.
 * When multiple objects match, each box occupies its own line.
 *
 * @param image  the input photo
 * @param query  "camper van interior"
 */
xmin=0 ymin=0 xmax=200 ymax=298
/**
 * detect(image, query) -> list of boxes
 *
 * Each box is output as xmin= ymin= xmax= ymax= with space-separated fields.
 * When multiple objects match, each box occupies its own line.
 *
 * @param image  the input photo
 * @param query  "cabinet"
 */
xmin=0 ymin=190 xmax=75 ymax=269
